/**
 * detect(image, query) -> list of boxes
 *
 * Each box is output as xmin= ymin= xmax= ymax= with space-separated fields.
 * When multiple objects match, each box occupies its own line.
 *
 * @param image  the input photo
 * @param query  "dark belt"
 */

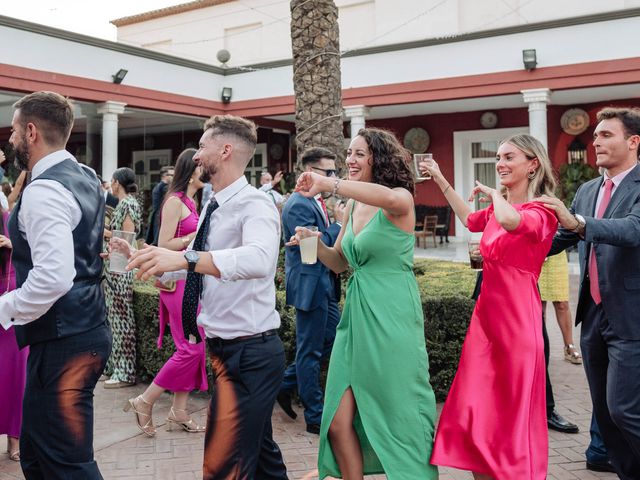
xmin=206 ymin=329 xmax=278 ymax=347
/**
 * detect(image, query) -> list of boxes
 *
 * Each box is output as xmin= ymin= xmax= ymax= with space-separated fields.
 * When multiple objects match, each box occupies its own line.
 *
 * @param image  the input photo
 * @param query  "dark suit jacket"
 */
xmin=283 ymin=193 xmax=341 ymax=312
xmin=549 ymin=163 xmax=640 ymax=339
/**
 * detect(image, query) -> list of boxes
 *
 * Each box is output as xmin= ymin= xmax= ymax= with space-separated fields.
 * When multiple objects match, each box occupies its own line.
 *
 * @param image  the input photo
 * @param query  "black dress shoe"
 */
xmin=306 ymin=423 xmax=320 ymax=435
xmin=276 ymin=390 xmax=297 ymax=419
xmin=586 ymin=460 xmax=616 ymax=473
xmin=547 ymin=410 xmax=579 ymax=434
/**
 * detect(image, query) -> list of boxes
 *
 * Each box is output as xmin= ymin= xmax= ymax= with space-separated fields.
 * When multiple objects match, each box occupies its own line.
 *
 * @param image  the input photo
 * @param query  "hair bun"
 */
xmin=126 ymin=183 xmax=138 ymax=194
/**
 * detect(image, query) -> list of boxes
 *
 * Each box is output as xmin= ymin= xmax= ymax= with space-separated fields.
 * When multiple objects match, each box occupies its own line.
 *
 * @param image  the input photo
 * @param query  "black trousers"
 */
xmin=204 ymin=333 xmax=287 ymax=480
xmin=581 ymin=298 xmax=640 ymax=480
xmin=542 ymin=315 xmax=555 ymax=415
xmin=20 ymin=324 xmax=111 ymax=480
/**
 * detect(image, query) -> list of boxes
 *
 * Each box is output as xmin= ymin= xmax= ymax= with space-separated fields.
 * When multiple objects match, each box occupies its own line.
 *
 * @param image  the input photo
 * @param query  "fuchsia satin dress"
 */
xmin=0 ymin=211 xmax=28 ymax=438
xmin=431 ymin=203 xmax=557 ymax=479
xmin=154 ymin=193 xmax=207 ymax=392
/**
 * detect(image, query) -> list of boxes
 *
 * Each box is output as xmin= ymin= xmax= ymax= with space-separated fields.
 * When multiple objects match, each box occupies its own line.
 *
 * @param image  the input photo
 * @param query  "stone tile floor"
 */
xmin=0 ymin=269 xmax=616 ymax=479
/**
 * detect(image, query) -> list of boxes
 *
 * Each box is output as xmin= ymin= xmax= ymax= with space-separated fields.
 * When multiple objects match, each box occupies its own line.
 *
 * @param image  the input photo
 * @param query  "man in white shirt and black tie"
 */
xmin=129 ymin=114 xmax=287 ymax=479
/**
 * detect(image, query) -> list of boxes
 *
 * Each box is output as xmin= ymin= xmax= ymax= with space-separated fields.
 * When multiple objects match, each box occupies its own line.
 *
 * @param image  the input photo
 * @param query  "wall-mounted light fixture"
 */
xmin=221 ymin=87 xmax=232 ymax=104
xmin=522 ymin=49 xmax=537 ymax=71
xmin=112 ymin=69 xmax=128 ymax=84
xmin=567 ymin=137 xmax=587 ymax=164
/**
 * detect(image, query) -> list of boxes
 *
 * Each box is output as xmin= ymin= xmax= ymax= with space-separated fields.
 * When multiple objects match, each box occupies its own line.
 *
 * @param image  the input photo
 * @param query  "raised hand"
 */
xmin=272 ymin=171 xmax=284 ymax=185
xmin=469 ymin=180 xmax=497 ymax=203
xmin=295 ymin=172 xmax=330 ymax=198
xmin=419 ymin=157 xmax=442 ymax=179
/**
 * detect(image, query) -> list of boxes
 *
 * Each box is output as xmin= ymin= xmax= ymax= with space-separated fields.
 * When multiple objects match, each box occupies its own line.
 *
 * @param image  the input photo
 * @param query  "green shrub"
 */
xmin=132 ymin=259 xmax=477 ymax=402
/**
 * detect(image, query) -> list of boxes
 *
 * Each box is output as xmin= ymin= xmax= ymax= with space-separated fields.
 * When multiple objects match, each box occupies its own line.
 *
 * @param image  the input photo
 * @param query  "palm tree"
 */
xmin=290 ymin=0 xmax=344 ymax=170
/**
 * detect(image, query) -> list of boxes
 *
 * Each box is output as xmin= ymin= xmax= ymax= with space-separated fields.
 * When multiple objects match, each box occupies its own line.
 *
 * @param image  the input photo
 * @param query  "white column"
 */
xmin=521 ymin=88 xmax=551 ymax=149
xmin=343 ymin=105 xmax=370 ymax=141
xmin=97 ymin=101 xmax=126 ymax=181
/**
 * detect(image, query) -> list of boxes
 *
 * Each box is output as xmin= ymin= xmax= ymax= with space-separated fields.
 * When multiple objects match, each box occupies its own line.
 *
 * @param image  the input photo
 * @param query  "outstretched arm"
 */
xmin=296 ymin=173 xmax=414 ymax=218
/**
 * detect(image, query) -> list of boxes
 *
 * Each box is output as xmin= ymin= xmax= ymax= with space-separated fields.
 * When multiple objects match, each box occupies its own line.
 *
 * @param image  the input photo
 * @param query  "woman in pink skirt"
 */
xmin=0 ymin=210 xmax=28 ymax=461
xmin=123 ymin=149 xmax=208 ymax=436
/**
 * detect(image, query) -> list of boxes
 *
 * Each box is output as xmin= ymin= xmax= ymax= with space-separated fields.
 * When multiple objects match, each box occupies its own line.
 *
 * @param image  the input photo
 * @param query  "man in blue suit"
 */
xmin=540 ymin=107 xmax=640 ymax=479
xmin=277 ymin=147 xmax=343 ymax=434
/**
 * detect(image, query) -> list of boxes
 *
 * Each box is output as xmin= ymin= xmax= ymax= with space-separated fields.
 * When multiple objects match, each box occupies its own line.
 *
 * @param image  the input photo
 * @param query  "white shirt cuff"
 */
xmin=209 ymin=249 xmax=236 ymax=282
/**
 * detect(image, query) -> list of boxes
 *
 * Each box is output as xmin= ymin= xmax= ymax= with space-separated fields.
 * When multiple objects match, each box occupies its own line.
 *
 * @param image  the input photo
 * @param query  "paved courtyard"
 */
xmin=0 ymin=245 xmax=617 ymax=479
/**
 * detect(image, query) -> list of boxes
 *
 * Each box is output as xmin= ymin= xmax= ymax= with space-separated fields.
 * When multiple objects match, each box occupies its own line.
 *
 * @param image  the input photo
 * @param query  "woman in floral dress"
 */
xmin=103 ymin=167 xmax=142 ymax=388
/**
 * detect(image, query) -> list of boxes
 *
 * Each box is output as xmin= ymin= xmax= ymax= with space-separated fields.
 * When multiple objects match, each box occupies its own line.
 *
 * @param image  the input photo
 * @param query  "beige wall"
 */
xmin=115 ymin=0 xmax=640 ymax=67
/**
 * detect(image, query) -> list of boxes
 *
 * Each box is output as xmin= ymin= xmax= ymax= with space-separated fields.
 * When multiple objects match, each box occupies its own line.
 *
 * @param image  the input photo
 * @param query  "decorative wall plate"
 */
xmin=560 ymin=108 xmax=590 ymax=135
xmin=480 ymin=111 xmax=498 ymax=129
xmin=403 ymin=127 xmax=430 ymax=153
xmin=269 ymin=143 xmax=284 ymax=160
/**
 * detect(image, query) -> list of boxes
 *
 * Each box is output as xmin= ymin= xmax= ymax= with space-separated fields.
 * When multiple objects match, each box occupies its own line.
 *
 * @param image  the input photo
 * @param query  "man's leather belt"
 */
xmin=206 ymin=329 xmax=278 ymax=347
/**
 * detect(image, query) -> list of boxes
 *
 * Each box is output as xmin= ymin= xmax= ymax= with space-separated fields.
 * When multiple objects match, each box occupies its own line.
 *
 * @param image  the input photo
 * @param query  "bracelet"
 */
xmin=332 ymin=178 xmax=341 ymax=196
xmin=442 ymin=184 xmax=451 ymax=195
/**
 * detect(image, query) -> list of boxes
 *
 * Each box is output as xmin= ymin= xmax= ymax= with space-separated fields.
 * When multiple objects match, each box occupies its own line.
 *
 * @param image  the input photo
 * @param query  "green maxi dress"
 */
xmin=318 ymin=206 xmax=438 ymax=479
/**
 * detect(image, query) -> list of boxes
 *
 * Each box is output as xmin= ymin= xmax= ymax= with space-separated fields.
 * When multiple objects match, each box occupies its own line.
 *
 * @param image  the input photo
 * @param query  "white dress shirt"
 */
xmin=0 ymin=150 xmax=82 ymax=329
xmin=259 ymin=183 xmax=284 ymax=205
xmin=593 ymin=163 xmax=637 ymax=215
xmin=164 ymin=176 xmax=282 ymax=339
xmin=0 ymin=191 xmax=8 ymax=211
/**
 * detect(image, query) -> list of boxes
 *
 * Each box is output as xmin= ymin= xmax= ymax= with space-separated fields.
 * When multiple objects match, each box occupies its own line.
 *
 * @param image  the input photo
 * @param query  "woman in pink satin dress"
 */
xmin=0 ymin=210 xmax=28 ymax=461
xmin=420 ymin=134 xmax=559 ymax=480
xmin=123 ymin=148 xmax=208 ymax=436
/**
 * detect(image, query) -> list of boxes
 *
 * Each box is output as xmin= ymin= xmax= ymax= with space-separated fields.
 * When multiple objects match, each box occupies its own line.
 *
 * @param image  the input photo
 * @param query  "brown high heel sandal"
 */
xmin=166 ymin=407 xmax=205 ymax=433
xmin=123 ymin=395 xmax=156 ymax=437
xmin=7 ymin=437 xmax=20 ymax=462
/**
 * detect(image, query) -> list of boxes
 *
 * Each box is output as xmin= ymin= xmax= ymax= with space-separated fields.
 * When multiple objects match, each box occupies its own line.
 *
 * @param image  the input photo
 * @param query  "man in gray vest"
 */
xmin=0 ymin=91 xmax=111 ymax=479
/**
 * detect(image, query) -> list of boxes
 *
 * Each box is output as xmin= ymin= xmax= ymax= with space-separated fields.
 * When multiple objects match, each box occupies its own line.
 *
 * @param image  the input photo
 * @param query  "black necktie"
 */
xmin=181 ymin=200 xmax=219 ymax=343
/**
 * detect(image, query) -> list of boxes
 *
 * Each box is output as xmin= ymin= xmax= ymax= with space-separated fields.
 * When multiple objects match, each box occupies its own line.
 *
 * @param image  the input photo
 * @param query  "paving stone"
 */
xmin=0 ymin=274 xmax=621 ymax=478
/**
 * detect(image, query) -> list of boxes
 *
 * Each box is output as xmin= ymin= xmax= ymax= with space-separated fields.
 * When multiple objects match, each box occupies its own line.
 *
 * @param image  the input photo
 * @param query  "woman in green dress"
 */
xmin=103 ymin=167 xmax=142 ymax=388
xmin=292 ymin=128 xmax=438 ymax=479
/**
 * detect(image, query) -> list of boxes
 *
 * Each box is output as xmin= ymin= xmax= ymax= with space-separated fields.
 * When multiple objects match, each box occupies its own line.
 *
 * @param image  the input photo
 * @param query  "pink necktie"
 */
xmin=318 ymin=197 xmax=329 ymax=226
xmin=589 ymin=179 xmax=613 ymax=304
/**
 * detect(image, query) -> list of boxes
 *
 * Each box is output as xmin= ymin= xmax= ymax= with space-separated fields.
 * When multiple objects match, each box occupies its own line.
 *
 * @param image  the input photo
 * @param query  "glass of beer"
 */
xmin=414 ymin=153 xmax=433 ymax=182
xmin=298 ymin=226 xmax=319 ymax=264
xmin=468 ymin=240 xmax=483 ymax=270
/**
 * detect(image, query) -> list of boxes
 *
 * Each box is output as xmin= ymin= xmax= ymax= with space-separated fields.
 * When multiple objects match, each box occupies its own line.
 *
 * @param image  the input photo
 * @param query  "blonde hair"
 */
xmin=500 ymin=134 xmax=557 ymax=200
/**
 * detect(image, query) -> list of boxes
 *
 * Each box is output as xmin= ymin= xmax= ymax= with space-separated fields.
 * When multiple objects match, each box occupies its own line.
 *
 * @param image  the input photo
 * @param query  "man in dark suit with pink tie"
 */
xmin=277 ymin=147 xmax=343 ymax=434
xmin=538 ymin=107 xmax=640 ymax=479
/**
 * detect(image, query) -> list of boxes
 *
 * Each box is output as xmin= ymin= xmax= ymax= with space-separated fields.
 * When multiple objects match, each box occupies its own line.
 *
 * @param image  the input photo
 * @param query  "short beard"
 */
xmin=203 ymin=165 xmax=217 ymax=179
xmin=12 ymin=138 xmax=30 ymax=171
xmin=199 ymin=170 xmax=211 ymax=184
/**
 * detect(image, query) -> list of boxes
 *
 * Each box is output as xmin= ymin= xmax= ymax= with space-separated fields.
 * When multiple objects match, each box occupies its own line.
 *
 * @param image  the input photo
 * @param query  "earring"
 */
xmin=189 ymin=179 xmax=194 ymax=184
xmin=527 ymin=170 xmax=536 ymax=179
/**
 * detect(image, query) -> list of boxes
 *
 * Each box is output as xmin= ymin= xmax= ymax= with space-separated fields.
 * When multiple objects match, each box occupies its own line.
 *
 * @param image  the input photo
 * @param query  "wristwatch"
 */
xmin=571 ymin=214 xmax=586 ymax=235
xmin=184 ymin=250 xmax=200 ymax=273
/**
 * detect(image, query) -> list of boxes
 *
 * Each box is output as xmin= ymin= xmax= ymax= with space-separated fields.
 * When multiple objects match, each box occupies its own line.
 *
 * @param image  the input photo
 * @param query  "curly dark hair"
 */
xmin=356 ymin=128 xmax=414 ymax=194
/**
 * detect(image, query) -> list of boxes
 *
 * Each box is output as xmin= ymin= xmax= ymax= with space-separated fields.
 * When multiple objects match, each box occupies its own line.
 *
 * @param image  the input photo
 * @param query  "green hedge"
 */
xmin=132 ymin=259 xmax=477 ymax=401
